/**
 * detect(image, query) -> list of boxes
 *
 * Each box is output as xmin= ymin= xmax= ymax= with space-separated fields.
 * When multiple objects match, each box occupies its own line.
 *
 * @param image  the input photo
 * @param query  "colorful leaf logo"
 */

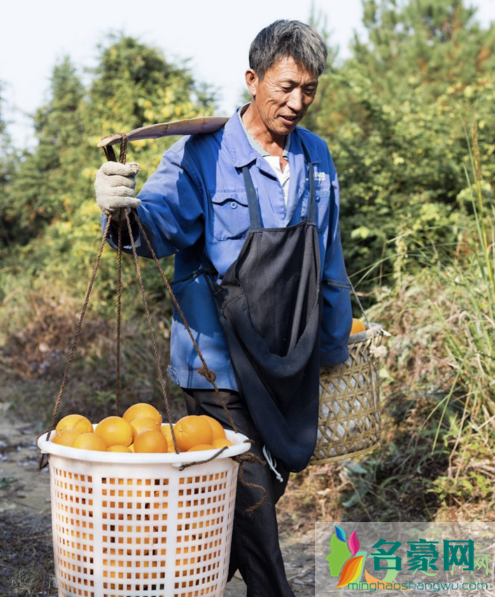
xmin=336 ymin=555 xmax=365 ymax=588
xmin=335 ymin=525 xmax=346 ymax=542
xmin=348 ymin=530 xmax=360 ymax=556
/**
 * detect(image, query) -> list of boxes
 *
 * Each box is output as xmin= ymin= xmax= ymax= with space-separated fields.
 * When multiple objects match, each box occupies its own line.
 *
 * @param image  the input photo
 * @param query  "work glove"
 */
xmin=95 ymin=161 xmax=141 ymax=221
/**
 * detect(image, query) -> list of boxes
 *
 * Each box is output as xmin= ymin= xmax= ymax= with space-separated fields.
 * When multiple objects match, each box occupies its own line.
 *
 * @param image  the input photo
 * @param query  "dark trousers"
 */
xmin=182 ymin=388 xmax=295 ymax=597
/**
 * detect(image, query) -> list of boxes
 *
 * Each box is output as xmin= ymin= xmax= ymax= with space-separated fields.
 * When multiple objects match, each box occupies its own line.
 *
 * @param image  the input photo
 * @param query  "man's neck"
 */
xmin=242 ymin=102 xmax=287 ymax=158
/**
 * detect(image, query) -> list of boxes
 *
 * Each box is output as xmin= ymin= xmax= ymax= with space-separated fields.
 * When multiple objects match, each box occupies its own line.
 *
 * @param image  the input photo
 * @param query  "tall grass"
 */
xmin=335 ymin=121 xmax=495 ymax=519
xmin=431 ymin=123 xmax=495 ymax=435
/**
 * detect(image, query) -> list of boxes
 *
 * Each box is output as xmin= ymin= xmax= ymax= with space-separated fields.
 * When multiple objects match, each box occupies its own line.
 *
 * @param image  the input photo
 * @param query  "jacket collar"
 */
xmin=224 ymin=108 xmax=259 ymax=169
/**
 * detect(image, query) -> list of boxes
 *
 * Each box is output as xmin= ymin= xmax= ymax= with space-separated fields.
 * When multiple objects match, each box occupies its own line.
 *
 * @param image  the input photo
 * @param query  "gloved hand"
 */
xmin=95 ymin=161 xmax=141 ymax=220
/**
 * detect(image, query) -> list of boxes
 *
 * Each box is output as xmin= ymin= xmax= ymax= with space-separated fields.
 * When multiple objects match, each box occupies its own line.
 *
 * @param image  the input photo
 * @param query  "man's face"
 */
xmin=246 ymin=55 xmax=319 ymax=137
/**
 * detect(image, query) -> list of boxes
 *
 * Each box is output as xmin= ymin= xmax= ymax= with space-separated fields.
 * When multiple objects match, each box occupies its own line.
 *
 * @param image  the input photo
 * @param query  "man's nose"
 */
xmin=286 ymin=89 xmax=304 ymax=112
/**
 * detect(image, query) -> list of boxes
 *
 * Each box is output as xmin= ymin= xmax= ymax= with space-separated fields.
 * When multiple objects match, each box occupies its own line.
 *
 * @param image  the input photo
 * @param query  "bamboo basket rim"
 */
xmin=311 ymin=440 xmax=381 ymax=465
xmin=346 ymin=322 xmax=387 ymax=346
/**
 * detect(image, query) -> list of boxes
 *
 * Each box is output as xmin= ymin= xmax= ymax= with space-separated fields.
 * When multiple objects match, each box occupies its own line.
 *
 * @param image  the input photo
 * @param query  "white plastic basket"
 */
xmin=38 ymin=429 xmax=249 ymax=597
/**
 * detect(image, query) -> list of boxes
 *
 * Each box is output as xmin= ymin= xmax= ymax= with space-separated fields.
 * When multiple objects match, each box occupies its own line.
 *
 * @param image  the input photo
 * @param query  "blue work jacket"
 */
xmin=103 ymin=108 xmax=352 ymax=391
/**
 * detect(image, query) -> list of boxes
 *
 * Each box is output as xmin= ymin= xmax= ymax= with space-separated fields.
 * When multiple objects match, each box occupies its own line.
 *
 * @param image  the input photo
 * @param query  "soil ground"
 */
xmin=0 ymin=411 xmax=315 ymax=597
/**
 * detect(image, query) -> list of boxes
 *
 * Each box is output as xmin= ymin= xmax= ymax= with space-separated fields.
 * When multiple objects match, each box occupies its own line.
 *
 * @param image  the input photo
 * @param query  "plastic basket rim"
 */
xmin=38 ymin=428 xmax=250 ymax=465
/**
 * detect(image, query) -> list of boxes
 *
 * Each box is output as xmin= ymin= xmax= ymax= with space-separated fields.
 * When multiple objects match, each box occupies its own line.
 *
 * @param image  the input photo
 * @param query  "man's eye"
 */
xmin=281 ymin=86 xmax=293 ymax=92
xmin=305 ymin=88 xmax=317 ymax=96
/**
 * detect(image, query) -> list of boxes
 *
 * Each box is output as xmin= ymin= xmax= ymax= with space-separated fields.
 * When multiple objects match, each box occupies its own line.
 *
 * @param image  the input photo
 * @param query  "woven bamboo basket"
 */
xmin=311 ymin=321 xmax=389 ymax=465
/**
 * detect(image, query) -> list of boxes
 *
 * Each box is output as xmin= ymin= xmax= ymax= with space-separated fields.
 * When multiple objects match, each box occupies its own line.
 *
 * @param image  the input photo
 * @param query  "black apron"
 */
xmin=201 ymin=144 xmax=322 ymax=472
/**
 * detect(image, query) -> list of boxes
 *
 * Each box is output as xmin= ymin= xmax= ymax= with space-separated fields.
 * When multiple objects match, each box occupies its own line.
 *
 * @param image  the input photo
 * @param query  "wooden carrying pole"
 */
xmin=97 ymin=116 xmax=229 ymax=148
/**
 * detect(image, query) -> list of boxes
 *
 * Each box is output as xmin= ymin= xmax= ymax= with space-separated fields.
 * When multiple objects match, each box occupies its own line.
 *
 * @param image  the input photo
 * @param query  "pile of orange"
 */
xmin=50 ymin=403 xmax=233 ymax=454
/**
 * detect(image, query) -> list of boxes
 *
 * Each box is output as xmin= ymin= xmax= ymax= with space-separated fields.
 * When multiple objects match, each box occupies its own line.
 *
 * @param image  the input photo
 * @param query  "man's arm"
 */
xmin=102 ymin=142 xmax=204 ymax=259
xmin=320 ymin=156 xmax=353 ymax=366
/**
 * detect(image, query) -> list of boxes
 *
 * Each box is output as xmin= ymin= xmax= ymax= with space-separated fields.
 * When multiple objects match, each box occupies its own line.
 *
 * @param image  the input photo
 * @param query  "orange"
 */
xmin=130 ymin=416 xmax=160 ymax=440
xmin=95 ymin=416 xmax=133 ymax=447
xmin=200 ymin=415 xmax=226 ymax=441
xmin=134 ymin=429 xmax=168 ymax=453
xmin=174 ymin=415 xmax=213 ymax=452
xmin=72 ymin=433 xmax=107 ymax=451
xmin=212 ymin=438 xmax=233 ymax=449
xmin=161 ymin=424 xmax=178 ymax=453
xmin=107 ymin=445 xmax=132 ymax=453
xmin=56 ymin=414 xmax=93 ymax=435
xmin=187 ymin=444 xmax=215 ymax=452
xmin=52 ymin=430 xmax=80 ymax=447
xmin=123 ymin=403 xmax=162 ymax=426
xmin=351 ymin=318 xmax=366 ymax=335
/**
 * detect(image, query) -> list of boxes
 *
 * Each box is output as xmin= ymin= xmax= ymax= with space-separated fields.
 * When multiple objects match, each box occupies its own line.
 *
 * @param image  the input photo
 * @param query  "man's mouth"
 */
xmin=278 ymin=114 xmax=299 ymax=125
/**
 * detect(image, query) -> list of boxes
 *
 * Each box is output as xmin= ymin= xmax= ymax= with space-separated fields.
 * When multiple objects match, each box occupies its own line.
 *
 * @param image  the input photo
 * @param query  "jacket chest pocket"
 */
xmin=209 ymin=190 xmax=250 ymax=241
xmin=299 ymin=186 xmax=331 ymax=232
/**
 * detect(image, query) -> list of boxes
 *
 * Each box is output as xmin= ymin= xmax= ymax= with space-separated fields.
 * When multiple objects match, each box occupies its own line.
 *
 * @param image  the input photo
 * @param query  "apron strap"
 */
xmin=301 ymin=142 xmax=316 ymax=225
xmin=242 ymin=139 xmax=317 ymax=230
xmin=242 ymin=166 xmax=262 ymax=230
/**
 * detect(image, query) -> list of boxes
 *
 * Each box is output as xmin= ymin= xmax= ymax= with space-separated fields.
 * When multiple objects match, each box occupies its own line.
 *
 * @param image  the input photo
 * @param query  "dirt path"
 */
xmin=0 ymin=413 xmax=314 ymax=597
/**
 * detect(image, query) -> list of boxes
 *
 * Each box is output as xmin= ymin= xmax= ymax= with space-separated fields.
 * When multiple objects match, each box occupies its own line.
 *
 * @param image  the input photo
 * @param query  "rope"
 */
xmin=113 ymin=136 xmax=237 ymax=438
xmin=125 ymin=221 xmax=263 ymax=495
xmin=236 ymin=461 xmax=267 ymax=516
xmin=161 ymin=398 xmax=267 ymax=512
xmin=114 ymin=136 xmax=127 ymax=417
xmin=116 ymin=212 xmax=122 ymax=416
xmin=232 ymin=446 xmax=268 ymax=516
xmin=348 ymin=277 xmax=372 ymax=330
xmin=180 ymin=440 xmax=267 ymax=515
xmin=178 ymin=446 xmax=229 ymax=469
xmin=134 ymin=218 xmax=239 ymax=434
xmin=119 ymin=135 xmax=128 ymax=166
xmin=124 ymin=210 xmax=180 ymax=455
xmin=39 ymin=136 xmax=247 ymax=474
xmin=102 ymin=145 xmax=117 ymax=162
xmin=101 ymin=134 xmax=127 ymax=164
xmin=38 ymin=217 xmax=113 ymax=470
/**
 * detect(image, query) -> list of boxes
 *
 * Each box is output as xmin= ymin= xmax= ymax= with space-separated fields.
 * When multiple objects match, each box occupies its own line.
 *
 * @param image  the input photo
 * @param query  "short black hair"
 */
xmin=249 ymin=20 xmax=328 ymax=80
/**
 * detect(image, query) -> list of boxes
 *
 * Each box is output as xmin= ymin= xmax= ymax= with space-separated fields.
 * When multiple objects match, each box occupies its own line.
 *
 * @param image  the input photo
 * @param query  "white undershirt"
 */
xmin=263 ymin=156 xmax=290 ymax=207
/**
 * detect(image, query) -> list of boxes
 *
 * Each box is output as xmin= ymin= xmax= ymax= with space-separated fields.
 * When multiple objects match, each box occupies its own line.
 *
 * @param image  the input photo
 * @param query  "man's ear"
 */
xmin=245 ymin=69 xmax=258 ymax=98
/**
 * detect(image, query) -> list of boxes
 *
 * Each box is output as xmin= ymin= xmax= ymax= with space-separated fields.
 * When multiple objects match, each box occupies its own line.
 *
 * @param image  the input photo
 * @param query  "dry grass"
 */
xmin=0 ymin=512 xmax=55 ymax=596
xmin=0 ymin=286 xmax=184 ymax=426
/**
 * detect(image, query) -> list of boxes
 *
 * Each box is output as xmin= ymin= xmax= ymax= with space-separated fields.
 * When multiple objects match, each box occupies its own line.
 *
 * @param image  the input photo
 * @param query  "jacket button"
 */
xmin=230 ymin=202 xmax=237 ymax=209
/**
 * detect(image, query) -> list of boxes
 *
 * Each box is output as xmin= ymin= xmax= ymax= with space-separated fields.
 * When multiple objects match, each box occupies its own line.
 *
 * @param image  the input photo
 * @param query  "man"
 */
xmin=95 ymin=20 xmax=352 ymax=597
